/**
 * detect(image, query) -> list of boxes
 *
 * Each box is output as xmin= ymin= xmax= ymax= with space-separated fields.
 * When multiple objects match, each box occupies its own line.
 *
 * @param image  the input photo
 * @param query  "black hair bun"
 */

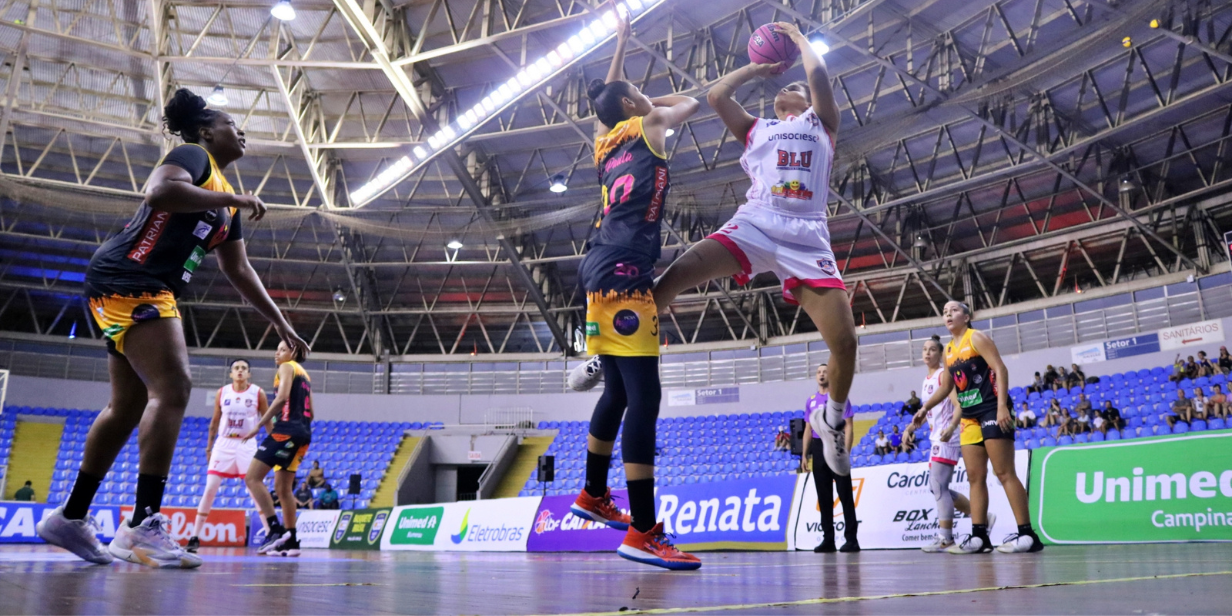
xmin=586 ymin=78 xmax=607 ymax=101
xmin=163 ymin=88 xmax=207 ymax=137
xmin=931 ymin=334 xmax=941 ymax=343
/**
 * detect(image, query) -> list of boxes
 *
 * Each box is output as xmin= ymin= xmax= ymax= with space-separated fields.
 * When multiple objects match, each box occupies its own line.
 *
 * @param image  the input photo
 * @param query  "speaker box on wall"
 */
xmin=537 ymin=455 xmax=555 ymax=483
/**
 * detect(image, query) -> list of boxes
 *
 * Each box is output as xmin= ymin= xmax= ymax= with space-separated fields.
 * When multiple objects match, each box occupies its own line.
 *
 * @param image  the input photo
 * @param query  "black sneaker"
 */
xmin=186 ymin=536 xmax=200 ymax=553
xmin=813 ymin=537 xmax=836 ymax=553
xmin=258 ymin=526 xmax=290 ymax=555
xmin=839 ymin=538 xmax=861 ymax=553
xmin=273 ymin=536 xmax=301 ymax=558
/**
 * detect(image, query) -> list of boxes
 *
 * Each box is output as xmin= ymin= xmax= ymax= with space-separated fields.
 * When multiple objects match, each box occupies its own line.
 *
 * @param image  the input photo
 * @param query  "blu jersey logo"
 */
xmin=612 ymin=310 xmax=640 ymax=336
xmin=450 ymin=509 xmax=471 ymax=544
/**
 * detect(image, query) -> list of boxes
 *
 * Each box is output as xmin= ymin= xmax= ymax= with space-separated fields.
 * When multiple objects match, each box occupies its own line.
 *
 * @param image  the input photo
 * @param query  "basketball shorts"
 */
xmin=208 ymin=437 xmax=259 ymax=478
xmin=707 ymin=204 xmax=845 ymax=305
xmin=959 ymin=406 xmax=1014 ymax=446
xmin=580 ymin=245 xmax=660 ymax=357
xmin=87 ymin=290 xmax=180 ymax=356
xmin=928 ymin=440 xmax=961 ymax=465
xmin=254 ymin=433 xmax=311 ymax=472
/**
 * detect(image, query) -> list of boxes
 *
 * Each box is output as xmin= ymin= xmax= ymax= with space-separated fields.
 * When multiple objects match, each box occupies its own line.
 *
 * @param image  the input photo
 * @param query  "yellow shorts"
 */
xmin=87 ymin=291 xmax=181 ymax=355
xmin=960 ymin=418 xmax=984 ymax=446
xmin=585 ymin=289 xmax=659 ymax=357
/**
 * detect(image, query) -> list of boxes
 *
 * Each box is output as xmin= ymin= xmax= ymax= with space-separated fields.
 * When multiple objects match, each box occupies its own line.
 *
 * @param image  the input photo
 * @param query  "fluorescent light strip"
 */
xmin=348 ymin=0 xmax=667 ymax=206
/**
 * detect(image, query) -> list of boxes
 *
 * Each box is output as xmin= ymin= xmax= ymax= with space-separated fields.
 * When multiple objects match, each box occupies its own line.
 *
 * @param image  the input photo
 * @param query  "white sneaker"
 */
xmin=108 ymin=512 xmax=202 ymax=569
xmin=996 ymin=533 xmax=1044 ymax=553
xmin=808 ymin=406 xmax=851 ymax=476
xmin=567 ymin=356 xmax=604 ymax=392
xmin=921 ymin=535 xmax=954 ymax=553
xmin=36 ymin=506 xmax=114 ymax=565
xmin=946 ymin=534 xmax=991 ymax=554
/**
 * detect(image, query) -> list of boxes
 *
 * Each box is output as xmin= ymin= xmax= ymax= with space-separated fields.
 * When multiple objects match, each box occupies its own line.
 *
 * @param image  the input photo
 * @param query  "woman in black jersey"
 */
xmin=567 ymin=11 xmax=701 ymax=571
xmin=920 ymin=301 xmax=1041 ymax=553
xmin=37 ymin=89 xmax=309 ymax=568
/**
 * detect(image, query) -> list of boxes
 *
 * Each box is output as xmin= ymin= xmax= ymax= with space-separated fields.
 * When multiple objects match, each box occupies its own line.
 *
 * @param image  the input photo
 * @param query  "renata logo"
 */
xmin=127 ymin=210 xmax=171 ymax=263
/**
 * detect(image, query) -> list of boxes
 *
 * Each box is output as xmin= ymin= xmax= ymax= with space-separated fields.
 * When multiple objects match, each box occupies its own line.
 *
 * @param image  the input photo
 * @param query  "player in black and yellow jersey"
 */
xmin=37 ymin=88 xmax=309 ymax=569
xmin=244 ymin=340 xmax=315 ymax=557
xmin=921 ymin=301 xmax=1042 ymax=554
xmin=565 ymin=10 xmax=700 ymax=571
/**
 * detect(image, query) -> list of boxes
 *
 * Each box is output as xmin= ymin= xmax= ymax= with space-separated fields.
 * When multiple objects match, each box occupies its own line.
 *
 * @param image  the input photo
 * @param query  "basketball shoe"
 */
xmin=571 ymin=488 xmax=631 ymax=530
xmin=36 ymin=506 xmax=114 ymax=565
xmin=567 ymin=356 xmax=604 ymax=392
xmin=617 ymin=523 xmax=701 ymax=571
xmin=108 ymin=511 xmax=202 ymax=568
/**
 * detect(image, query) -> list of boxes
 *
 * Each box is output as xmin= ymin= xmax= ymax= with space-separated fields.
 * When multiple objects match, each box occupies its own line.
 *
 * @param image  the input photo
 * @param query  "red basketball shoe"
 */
xmin=617 ymin=523 xmax=702 ymax=571
xmin=570 ymin=488 xmax=631 ymax=530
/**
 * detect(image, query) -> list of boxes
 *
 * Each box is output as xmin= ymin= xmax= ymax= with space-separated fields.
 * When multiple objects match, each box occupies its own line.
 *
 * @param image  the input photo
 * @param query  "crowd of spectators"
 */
xmin=269 ymin=462 xmax=340 ymax=510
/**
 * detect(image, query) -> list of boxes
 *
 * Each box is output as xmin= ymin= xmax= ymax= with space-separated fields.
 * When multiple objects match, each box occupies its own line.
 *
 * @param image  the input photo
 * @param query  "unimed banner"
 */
xmin=382 ymin=497 xmax=541 ymax=551
xmin=120 ymin=506 xmax=247 ymax=547
xmin=329 ymin=507 xmax=391 ymax=550
xmin=787 ymin=451 xmax=1028 ymax=550
xmin=526 ymin=492 xmax=627 ymax=552
xmin=1031 ymin=431 xmax=1232 ymax=544
xmin=0 ymin=503 xmax=121 ymax=544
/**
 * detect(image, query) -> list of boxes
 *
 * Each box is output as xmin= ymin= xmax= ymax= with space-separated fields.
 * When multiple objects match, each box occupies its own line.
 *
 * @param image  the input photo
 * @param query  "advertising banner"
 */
xmin=295 ymin=510 xmax=342 ymax=549
xmin=0 ymin=503 xmax=120 ymax=544
xmin=526 ymin=492 xmax=627 ymax=552
xmin=657 ymin=475 xmax=794 ymax=550
xmin=329 ymin=507 xmax=391 ymax=550
xmin=787 ymin=451 xmax=1028 ymax=550
xmin=120 ymin=506 xmax=247 ymax=547
xmin=1071 ymin=342 xmax=1106 ymax=365
xmin=382 ymin=497 xmax=541 ymax=552
xmin=1031 ymin=432 xmax=1232 ymax=544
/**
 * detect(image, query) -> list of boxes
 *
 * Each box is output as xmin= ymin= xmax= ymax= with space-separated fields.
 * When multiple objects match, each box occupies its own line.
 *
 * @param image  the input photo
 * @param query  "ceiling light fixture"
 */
xmin=810 ymin=39 xmax=830 ymax=57
xmin=271 ymin=0 xmax=296 ymax=21
xmin=207 ymin=85 xmax=228 ymax=106
xmin=549 ymin=172 xmax=569 ymax=193
xmin=913 ymin=235 xmax=927 ymax=248
xmin=332 ymin=288 xmax=347 ymax=303
xmin=446 ymin=240 xmax=464 ymax=250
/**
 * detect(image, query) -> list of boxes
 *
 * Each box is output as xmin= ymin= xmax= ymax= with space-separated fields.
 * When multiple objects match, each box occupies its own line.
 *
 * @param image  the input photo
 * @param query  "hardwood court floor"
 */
xmin=0 ymin=543 xmax=1228 ymax=615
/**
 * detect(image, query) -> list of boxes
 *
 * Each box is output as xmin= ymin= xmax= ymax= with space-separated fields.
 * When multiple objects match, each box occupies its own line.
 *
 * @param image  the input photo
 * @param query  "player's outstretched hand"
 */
xmin=278 ymin=324 xmax=310 ymax=361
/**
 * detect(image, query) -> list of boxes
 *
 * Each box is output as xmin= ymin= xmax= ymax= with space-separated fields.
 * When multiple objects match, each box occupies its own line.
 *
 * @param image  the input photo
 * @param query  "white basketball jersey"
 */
xmin=740 ymin=107 xmax=834 ymax=218
xmin=216 ymin=383 xmax=262 ymax=440
xmin=923 ymin=369 xmax=960 ymax=446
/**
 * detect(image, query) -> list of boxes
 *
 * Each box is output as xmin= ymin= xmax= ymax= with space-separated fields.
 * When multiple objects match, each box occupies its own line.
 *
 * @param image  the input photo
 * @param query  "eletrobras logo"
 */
xmin=390 ymin=507 xmax=443 ymax=546
xmin=1034 ymin=432 xmax=1232 ymax=543
xmin=449 ymin=508 xmax=526 ymax=545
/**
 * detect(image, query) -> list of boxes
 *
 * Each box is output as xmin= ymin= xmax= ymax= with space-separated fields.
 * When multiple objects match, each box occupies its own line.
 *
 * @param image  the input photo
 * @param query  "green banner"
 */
xmin=1030 ymin=431 xmax=1232 ymax=544
xmin=329 ymin=508 xmax=391 ymax=550
xmin=387 ymin=506 xmax=445 ymax=546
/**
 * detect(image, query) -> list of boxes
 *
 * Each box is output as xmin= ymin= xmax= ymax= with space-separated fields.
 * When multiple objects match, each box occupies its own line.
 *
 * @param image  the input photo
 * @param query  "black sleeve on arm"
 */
xmin=159 ymin=144 xmax=211 ymax=186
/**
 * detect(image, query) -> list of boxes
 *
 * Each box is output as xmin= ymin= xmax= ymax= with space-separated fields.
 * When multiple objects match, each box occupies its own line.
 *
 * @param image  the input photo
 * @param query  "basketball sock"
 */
xmin=131 ymin=474 xmax=168 ymax=527
xmin=63 ymin=471 xmax=104 ymax=520
xmin=1018 ymin=523 xmax=1036 ymax=537
xmin=940 ymin=526 xmax=953 ymax=543
xmin=972 ymin=523 xmax=989 ymax=540
xmin=266 ymin=515 xmax=282 ymax=532
xmin=584 ymin=451 xmax=611 ymax=498
xmin=627 ymin=478 xmax=656 ymax=533
xmin=288 ymin=528 xmax=298 ymax=540
xmin=825 ymin=397 xmax=847 ymax=427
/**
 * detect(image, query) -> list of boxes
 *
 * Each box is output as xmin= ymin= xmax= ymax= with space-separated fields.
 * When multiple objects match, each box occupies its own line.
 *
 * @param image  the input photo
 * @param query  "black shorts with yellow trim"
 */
xmin=254 ymin=433 xmax=311 ymax=472
xmin=959 ymin=405 xmax=1014 ymax=446
xmin=87 ymin=290 xmax=181 ymax=356
xmin=580 ymin=245 xmax=659 ymax=357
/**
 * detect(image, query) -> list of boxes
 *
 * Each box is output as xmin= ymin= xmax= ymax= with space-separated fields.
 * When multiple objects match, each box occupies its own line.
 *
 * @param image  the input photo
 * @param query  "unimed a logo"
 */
xmin=391 ymin=507 xmax=442 ymax=545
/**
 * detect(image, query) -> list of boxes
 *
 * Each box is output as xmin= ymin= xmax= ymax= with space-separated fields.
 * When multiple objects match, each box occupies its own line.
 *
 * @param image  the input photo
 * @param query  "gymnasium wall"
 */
xmin=6 ymin=314 xmax=1227 ymax=423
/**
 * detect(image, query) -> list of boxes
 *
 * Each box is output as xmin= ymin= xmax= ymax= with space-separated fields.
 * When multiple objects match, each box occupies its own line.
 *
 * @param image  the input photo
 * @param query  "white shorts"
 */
xmin=707 ymin=204 xmax=844 ymax=304
xmin=207 ymin=438 xmax=258 ymax=479
xmin=929 ymin=440 xmax=961 ymax=466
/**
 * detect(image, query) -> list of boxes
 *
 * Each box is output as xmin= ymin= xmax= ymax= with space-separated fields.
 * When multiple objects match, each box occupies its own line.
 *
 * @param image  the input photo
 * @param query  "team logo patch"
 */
xmin=203 ymin=210 xmax=218 ymax=222
xmin=192 ymin=221 xmax=213 ymax=239
xmin=770 ymin=180 xmax=814 ymax=200
xmin=816 ymin=258 xmax=837 ymax=276
xmin=612 ymin=310 xmax=640 ymax=336
xmin=130 ymin=303 xmax=161 ymax=322
xmin=585 ymin=322 xmax=600 ymax=337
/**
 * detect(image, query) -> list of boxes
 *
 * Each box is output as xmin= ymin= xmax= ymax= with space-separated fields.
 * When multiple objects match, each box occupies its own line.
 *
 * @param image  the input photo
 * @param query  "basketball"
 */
xmin=747 ymin=24 xmax=798 ymax=74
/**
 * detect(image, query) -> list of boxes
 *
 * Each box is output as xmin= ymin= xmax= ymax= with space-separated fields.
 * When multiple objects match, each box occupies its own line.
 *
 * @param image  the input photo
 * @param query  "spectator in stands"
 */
xmin=1056 ymin=366 xmax=1071 ymax=391
xmin=1069 ymin=364 xmax=1086 ymax=387
xmin=1219 ymin=347 xmax=1232 ymax=374
xmin=1102 ymin=401 xmax=1123 ymax=432
xmin=874 ymin=430 xmax=890 ymax=456
xmin=1207 ymin=384 xmax=1228 ymax=420
xmin=318 ymin=483 xmax=340 ymax=510
xmin=1057 ymin=409 xmax=1075 ymax=437
xmin=294 ymin=480 xmax=314 ymax=511
xmin=307 ymin=460 xmax=326 ymax=488
xmin=901 ymin=391 xmax=922 ymax=416
xmin=14 ymin=480 xmax=35 ymax=502
xmin=889 ymin=425 xmax=904 ymax=454
xmin=1074 ymin=393 xmax=1092 ymax=417
xmin=1016 ymin=402 xmax=1036 ymax=428
xmin=1167 ymin=389 xmax=1194 ymax=428
xmin=1074 ymin=408 xmax=1091 ymax=434
xmin=1192 ymin=387 xmax=1209 ymax=420
xmin=1197 ymin=351 xmax=1218 ymax=376
xmin=774 ymin=426 xmax=790 ymax=452
xmin=1092 ymin=410 xmax=1106 ymax=435
xmin=1043 ymin=365 xmax=1059 ymax=390
xmin=1028 ymin=371 xmax=1045 ymax=394
xmin=1041 ymin=399 xmax=1062 ymax=427
xmin=1185 ymin=355 xmax=1200 ymax=380
xmin=1170 ymin=355 xmax=1186 ymax=382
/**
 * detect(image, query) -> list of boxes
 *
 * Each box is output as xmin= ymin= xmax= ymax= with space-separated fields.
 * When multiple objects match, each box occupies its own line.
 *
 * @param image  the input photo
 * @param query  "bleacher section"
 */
xmin=1 ymin=407 xmax=446 ymax=510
